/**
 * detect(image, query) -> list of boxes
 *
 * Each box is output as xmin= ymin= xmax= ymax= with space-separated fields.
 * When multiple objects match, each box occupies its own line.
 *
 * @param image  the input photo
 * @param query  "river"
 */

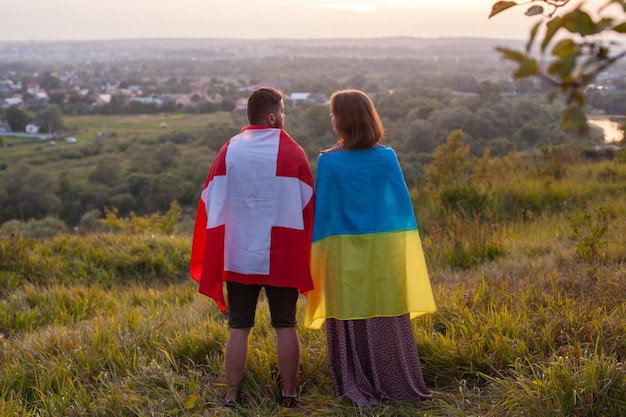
xmin=587 ymin=117 xmax=624 ymax=143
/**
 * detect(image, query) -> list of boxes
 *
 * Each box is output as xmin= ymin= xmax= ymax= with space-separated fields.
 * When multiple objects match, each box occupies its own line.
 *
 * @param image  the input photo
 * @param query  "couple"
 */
xmin=189 ymin=87 xmax=436 ymax=408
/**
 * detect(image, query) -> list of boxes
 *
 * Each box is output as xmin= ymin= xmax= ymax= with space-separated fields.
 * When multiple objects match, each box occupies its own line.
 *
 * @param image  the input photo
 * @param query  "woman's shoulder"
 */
xmin=320 ymin=142 xmax=349 ymax=155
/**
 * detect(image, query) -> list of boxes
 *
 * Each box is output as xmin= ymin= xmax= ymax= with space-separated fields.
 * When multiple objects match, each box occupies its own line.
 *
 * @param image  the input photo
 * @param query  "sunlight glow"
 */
xmin=385 ymin=0 xmax=468 ymax=7
xmin=323 ymin=2 xmax=378 ymax=13
xmin=0 ymin=0 xmax=536 ymax=41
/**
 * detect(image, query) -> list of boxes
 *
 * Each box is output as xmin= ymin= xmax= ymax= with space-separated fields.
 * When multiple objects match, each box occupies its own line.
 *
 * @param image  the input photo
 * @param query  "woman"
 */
xmin=304 ymin=89 xmax=436 ymax=405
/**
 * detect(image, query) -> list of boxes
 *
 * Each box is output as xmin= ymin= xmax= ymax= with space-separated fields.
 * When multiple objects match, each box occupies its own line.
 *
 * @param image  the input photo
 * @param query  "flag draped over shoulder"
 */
xmin=189 ymin=126 xmax=315 ymax=312
xmin=304 ymin=146 xmax=436 ymax=330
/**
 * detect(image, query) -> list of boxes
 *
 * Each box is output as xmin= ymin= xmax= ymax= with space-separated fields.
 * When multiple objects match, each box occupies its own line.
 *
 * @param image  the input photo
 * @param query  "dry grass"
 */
xmin=1 ymin=158 xmax=625 ymax=416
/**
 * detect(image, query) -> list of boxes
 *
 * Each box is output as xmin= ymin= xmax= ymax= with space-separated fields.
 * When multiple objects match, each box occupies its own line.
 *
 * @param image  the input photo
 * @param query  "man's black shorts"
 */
xmin=226 ymin=282 xmax=299 ymax=329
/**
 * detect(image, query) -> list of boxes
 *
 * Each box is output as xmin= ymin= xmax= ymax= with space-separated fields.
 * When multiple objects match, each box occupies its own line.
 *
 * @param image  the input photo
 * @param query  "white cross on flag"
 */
xmin=190 ymin=127 xmax=315 ymax=311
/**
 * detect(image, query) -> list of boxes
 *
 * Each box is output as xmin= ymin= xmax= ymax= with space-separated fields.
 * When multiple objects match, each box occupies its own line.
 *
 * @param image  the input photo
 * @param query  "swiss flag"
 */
xmin=189 ymin=126 xmax=315 ymax=311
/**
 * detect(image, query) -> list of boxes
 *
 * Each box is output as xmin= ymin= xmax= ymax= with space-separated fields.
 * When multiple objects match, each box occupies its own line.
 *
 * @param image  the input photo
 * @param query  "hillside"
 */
xmin=1 ymin=155 xmax=625 ymax=416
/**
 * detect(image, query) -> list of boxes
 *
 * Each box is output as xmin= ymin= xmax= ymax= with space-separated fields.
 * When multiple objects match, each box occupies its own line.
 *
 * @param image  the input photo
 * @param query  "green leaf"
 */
xmin=527 ymin=21 xmax=541 ymax=52
xmin=184 ymin=394 xmax=199 ymax=409
xmin=571 ymin=92 xmax=586 ymax=108
xmin=595 ymin=18 xmax=614 ymax=32
xmin=612 ymin=22 xmax=626 ymax=33
xmin=561 ymin=10 xmax=599 ymax=36
xmin=514 ymin=58 xmax=538 ymax=78
xmin=496 ymin=46 xmax=526 ymax=63
xmin=542 ymin=17 xmax=563 ymax=52
xmin=525 ymin=5 xmax=544 ymax=16
xmin=489 ymin=1 xmax=518 ymax=18
xmin=551 ymin=39 xmax=578 ymax=59
xmin=561 ymin=106 xmax=589 ymax=135
xmin=548 ymin=54 xmax=578 ymax=79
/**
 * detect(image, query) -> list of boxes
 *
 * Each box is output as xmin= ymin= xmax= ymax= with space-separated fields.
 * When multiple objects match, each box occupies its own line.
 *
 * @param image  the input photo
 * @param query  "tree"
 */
xmin=151 ymin=173 xmax=184 ymax=212
xmin=476 ymin=81 xmax=502 ymax=104
xmin=425 ymin=130 xmax=473 ymax=187
xmin=301 ymin=105 xmax=334 ymax=137
xmin=490 ymin=0 xmax=626 ymax=134
xmin=405 ymin=120 xmax=437 ymax=153
xmin=4 ymin=106 xmax=33 ymax=132
xmin=88 ymin=156 xmax=121 ymax=186
xmin=1 ymin=163 xmax=61 ymax=221
xmin=36 ymin=104 xmax=64 ymax=133
xmin=200 ymin=118 xmax=240 ymax=151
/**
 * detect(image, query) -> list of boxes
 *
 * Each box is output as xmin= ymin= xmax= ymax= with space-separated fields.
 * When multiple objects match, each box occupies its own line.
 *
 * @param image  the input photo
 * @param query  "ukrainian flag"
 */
xmin=304 ymin=146 xmax=436 ymax=329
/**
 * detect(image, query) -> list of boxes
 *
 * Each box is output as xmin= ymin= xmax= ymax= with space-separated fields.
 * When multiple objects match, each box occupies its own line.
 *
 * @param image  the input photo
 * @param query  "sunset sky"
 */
xmin=0 ymin=0 xmax=546 ymax=41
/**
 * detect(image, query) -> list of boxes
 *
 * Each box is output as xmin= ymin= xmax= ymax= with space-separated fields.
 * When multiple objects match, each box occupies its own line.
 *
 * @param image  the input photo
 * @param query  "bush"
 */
xmin=439 ymin=183 xmax=490 ymax=219
xmin=570 ymin=207 xmax=609 ymax=262
xmin=79 ymin=209 xmax=110 ymax=233
xmin=99 ymin=201 xmax=182 ymax=235
xmin=0 ymin=217 xmax=68 ymax=238
xmin=423 ymin=209 xmax=503 ymax=270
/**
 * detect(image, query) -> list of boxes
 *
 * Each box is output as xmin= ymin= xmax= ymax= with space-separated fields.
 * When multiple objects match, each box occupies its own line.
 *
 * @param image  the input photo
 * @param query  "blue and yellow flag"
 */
xmin=304 ymin=146 xmax=436 ymax=329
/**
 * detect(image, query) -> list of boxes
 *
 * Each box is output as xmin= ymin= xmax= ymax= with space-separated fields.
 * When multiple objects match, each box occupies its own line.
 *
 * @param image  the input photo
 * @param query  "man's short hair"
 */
xmin=247 ymin=87 xmax=283 ymax=125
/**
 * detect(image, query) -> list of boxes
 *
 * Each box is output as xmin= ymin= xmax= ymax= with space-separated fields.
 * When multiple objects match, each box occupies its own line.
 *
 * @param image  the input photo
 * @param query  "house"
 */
xmin=0 ymin=79 xmax=18 ymax=96
xmin=189 ymin=81 xmax=209 ymax=95
xmin=289 ymin=92 xmax=329 ymax=106
xmin=232 ymin=98 xmax=247 ymax=113
xmin=92 ymin=94 xmax=111 ymax=107
xmin=0 ymin=120 xmax=11 ymax=133
xmin=130 ymin=96 xmax=162 ymax=106
xmin=2 ymin=97 xmax=23 ymax=109
xmin=26 ymin=82 xmax=40 ymax=95
xmin=290 ymin=92 xmax=310 ymax=105
xmin=101 ymin=81 xmax=120 ymax=94
xmin=175 ymin=94 xmax=193 ymax=107
xmin=25 ymin=123 xmax=40 ymax=134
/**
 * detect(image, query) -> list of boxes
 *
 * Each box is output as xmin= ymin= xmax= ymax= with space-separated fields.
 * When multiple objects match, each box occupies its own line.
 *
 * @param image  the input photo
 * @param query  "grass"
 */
xmin=1 ymin=159 xmax=626 ymax=416
xmin=66 ymin=113 xmax=211 ymax=139
xmin=0 ymin=113 xmax=214 ymax=170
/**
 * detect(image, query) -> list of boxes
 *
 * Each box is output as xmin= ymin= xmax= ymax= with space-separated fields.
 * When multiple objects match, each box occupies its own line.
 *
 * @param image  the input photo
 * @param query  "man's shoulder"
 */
xmin=278 ymin=130 xmax=306 ymax=152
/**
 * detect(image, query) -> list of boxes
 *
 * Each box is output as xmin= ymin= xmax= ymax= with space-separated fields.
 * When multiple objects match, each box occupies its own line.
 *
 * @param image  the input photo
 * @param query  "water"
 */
xmin=588 ymin=117 xmax=624 ymax=143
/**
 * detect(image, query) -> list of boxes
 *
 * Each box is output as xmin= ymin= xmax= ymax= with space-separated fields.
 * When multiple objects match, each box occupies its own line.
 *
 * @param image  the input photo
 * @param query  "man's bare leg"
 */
xmin=275 ymin=327 xmax=300 ymax=397
xmin=224 ymin=327 xmax=251 ymax=401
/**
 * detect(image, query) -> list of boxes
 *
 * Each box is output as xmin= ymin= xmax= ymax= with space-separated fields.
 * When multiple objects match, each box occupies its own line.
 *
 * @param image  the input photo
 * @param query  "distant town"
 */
xmin=1 ymin=37 xmax=625 ymax=145
xmin=0 ymin=37 xmax=527 ymax=137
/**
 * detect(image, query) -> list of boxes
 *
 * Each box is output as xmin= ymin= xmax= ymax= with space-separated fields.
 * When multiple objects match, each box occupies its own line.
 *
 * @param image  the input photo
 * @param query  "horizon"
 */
xmin=0 ymin=34 xmax=527 ymax=44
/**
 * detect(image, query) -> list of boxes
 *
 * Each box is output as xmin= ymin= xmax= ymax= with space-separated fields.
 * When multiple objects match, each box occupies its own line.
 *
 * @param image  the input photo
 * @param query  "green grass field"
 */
xmin=67 ymin=113 xmax=211 ymax=138
xmin=1 ymin=157 xmax=625 ymax=416
xmin=0 ymin=113 xmax=212 ymax=162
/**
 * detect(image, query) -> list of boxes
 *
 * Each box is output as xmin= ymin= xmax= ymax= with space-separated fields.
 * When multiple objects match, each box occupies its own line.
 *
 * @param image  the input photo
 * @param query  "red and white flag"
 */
xmin=189 ymin=126 xmax=315 ymax=311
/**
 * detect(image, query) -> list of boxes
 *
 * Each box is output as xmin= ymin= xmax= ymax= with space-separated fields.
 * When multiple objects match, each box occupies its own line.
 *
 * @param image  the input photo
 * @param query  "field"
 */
xmin=1 ymin=139 xmax=626 ymax=416
xmin=0 ymin=113 xmax=216 ymax=174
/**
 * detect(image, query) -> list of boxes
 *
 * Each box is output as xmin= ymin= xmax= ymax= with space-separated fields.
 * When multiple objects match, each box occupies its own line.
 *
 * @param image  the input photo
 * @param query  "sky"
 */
xmin=0 ymin=0 xmax=547 ymax=42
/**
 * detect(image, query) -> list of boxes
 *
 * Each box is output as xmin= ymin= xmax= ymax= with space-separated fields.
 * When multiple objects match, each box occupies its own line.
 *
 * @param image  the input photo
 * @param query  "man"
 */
xmin=189 ymin=87 xmax=314 ymax=408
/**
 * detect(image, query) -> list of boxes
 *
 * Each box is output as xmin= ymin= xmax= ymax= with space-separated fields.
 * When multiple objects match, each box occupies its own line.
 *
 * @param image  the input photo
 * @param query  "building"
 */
xmin=289 ymin=92 xmax=329 ymax=106
xmin=25 ymin=123 xmax=40 ymax=134
xmin=0 ymin=120 xmax=11 ymax=133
